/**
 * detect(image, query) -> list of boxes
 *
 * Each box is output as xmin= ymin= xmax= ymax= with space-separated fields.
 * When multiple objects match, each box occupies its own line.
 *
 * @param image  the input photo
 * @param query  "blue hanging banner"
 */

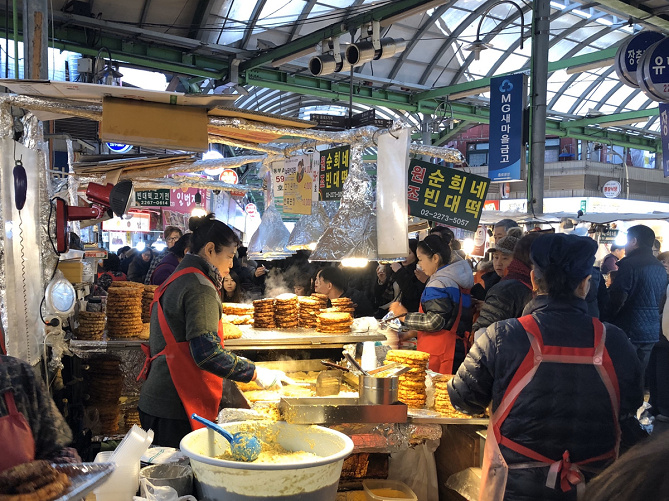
xmin=488 ymin=73 xmax=527 ymax=182
xmin=106 ymin=142 xmax=133 ymax=154
xmin=660 ymin=103 xmax=669 ymax=178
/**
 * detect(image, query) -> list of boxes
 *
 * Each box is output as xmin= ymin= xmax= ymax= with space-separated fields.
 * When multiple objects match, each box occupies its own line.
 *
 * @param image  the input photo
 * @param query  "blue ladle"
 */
xmin=191 ymin=413 xmax=261 ymax=462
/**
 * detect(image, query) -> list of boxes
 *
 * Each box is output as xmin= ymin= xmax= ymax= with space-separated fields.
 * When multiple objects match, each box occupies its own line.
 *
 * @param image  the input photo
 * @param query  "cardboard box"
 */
xmin=57 ymin=260 xmax=84 ymax=283
xmin=101 ymin=96 xmax=209 ymax=152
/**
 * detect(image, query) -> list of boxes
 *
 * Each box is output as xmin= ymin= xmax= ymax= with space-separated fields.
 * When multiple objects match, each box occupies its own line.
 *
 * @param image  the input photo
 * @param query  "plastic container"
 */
xmin=361 ymin=341 xmax=378 ymax=371
xmin=140 ymin=464 xmax=193 ymax=497
xmin=363 ymin=479 xmax=418 ymax=501
xmin=358 ymin=375 xmax=399 ymax=405
xmin=180 ymin=421 xmax=354 ymax=501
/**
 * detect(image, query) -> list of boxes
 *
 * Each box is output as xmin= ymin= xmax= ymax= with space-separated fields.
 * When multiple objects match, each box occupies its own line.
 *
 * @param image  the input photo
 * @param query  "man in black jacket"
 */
xmin=606 ymin=224 xmax=668 ymax=374
xmin=314 ymin=266 xmax=375 ymax=318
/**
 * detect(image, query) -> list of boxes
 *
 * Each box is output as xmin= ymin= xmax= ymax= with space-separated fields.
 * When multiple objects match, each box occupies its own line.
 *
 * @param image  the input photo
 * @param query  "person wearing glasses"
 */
xmin=151 ymin=233 xmax=192 ymax=286
xmin=390 ymin=234 xmax=474 ymax=374
xmin=144 ymin=226 xmax=183 ymax=285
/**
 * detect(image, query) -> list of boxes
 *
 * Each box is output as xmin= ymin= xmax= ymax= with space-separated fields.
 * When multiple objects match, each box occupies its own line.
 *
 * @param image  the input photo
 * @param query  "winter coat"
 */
xmin=472 ymin=259 xmax=533 ymax=332
xmin=585 ymin=267 xmax=608 ymax=319
xmin=448 ymin=296 xmax=643 ymax=501
xmin=392 ymin=262 xmax=425 ymax=312
xmin=127 ymin=256 xmax=152 ymax=283
xmin=150 ymin=252 xmax=180 ymax=286
xmin=404 ymin=258 xmax=474 ymax=337
xmin=605 ymin=247 xmax=668 ymax=344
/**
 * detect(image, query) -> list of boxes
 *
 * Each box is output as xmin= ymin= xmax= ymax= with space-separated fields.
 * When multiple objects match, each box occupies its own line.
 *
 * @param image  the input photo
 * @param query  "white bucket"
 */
xmin=180 ymin=421 xmax=354 ymax=501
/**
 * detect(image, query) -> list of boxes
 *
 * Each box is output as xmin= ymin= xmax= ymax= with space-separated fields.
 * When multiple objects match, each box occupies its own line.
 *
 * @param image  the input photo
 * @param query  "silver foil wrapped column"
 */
xmin=0 ymin=102 xmax=13 ymax=351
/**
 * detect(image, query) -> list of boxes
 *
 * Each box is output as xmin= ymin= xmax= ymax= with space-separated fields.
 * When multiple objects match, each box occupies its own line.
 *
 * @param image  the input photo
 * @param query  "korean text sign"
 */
xmin=661 ymin=103 xmax=669 ymax=178
xmin=319 ymin=145 xmax=350 ymax=200
xmin=488 ymin=73 xmax=526 ymax=181
xmin=284 ymin=154 xmax=318 ymax=215
xmin=135 ymin=189 xmax=170 ymax=207
xmin=407 ymin=159 xmax=490 ymax=231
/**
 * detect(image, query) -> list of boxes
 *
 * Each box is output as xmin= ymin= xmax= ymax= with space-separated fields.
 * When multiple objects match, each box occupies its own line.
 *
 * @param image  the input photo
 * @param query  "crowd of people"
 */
xmin=5 ymin=215 xmax=669 ymax=500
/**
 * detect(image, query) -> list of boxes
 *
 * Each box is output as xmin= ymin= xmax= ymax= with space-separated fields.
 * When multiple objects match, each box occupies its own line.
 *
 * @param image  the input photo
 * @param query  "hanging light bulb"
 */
xmin=153 ymin=236 xmax=167 ymax=252
xmin=191 ymin=190 xmax=207 ymax=218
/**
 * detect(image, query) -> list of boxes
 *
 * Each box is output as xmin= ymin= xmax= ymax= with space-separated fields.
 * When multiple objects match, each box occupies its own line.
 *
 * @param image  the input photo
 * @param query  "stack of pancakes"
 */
xmin=0 ymin=460 xmax=71 ymax=500
xmin=274 ymin=293 xmax=299 ymax=329
xmin=75 ymin=311 xmax=106 ymax=340
xmin=330 ymin=297 xmax=355 ymax=315
xmin=86 ymin=357 xmax=124 ymax=434
xmin=385 ymin=350 xmax=430 ymax=408
xmin=433 ymin=375 xmax=471 ymax=418
xmin=141 ymin=285 xmax=158 ymax=324
xmin=106 ymin=282 xmax=144 ymax=339
xmin=124 ymin=407 xmax=141 ymax=431
xmin=316 ymin=311 xmax=354 ymax=333
xmin=253 ymin=298 xmax=276 ymax=329
xmin=222 ymin=303 xmax=254 ymax=316
xmin=297 ymin=296 xmax=325 ymax=328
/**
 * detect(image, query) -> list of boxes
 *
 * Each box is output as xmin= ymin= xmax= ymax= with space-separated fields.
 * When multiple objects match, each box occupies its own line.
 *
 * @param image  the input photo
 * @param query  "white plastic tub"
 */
xmin=180 ymin=421 xmax=354 ymax=501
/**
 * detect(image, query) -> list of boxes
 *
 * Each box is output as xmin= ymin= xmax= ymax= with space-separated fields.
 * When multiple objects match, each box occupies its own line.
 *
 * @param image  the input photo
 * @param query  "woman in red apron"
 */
xmin=447 ymin=233 xmax=643 ymax=500
xmin=0 ymin=327 xmax=79 ymax=472
xmin=391 ymin=234 xmax=474 ymax=374
xmin=138 ymin=214 xmax=287 ymax=448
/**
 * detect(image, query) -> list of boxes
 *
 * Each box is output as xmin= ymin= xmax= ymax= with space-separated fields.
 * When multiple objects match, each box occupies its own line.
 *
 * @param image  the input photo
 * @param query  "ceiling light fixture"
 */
xmin=465 ymin=0 xmax=525 ymax=60
xmin=191 ymin=190 xmax=207 ymax=218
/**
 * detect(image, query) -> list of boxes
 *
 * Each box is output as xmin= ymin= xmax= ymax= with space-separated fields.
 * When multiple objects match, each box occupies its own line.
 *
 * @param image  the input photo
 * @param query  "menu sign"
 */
xmin=407 ymin=159 xmax=490 ymax=231
xmin=284 ymin=154 xmax=317 ymax=215
xmin=319 ymin=145 xmax=350 ymax=201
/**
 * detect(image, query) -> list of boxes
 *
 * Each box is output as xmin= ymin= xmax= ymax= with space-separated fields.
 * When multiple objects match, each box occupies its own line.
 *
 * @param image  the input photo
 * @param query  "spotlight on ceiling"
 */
xmin=344 ymin=22 xmax=406 ymax=67
xmin=308 ymin=37 xmax=351 ymax=76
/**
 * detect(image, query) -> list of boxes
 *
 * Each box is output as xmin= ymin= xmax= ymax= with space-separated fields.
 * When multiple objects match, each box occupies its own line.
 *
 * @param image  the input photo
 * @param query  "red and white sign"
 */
xmin=245 ymin=203 xmax=258 ymax=216
xmin=483 ymin=200 xmax=500 ymax=211
xmin=602 ymin=180 xmax=621 ymax=199
xmin=472 ymin=226 xmax=488 ymax=257
xmin=219 ymin=169 xmax=239 ymax=185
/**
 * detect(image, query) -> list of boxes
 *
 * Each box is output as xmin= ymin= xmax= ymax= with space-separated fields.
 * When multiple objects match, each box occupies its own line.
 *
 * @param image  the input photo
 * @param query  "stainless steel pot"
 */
xmin=358 ymin=375 xmax=399 ymax=405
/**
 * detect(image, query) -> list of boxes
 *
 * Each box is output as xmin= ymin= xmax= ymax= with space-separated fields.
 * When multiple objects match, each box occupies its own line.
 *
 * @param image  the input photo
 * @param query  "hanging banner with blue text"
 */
xmin=660 ymin=103 xmax=669 ymax=178
xmin=407 ymin=159 xmax=490 ymax=231
xmin=488 ymin=73 xmax=527 ymax=182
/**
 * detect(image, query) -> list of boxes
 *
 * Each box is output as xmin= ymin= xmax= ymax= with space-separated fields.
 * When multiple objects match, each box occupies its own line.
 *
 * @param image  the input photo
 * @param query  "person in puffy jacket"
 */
xmin=390 ymin=234 xmax=473 ymax=373
xmin=472 ymin=232 xmax=542 ymax=337
xmin=150 ymin=233 xmax=192 ymax=286
xmin=605 ymin=224 xmax=668 ymax=374
xmin=448 ymin=233 xmax=643 ymax=501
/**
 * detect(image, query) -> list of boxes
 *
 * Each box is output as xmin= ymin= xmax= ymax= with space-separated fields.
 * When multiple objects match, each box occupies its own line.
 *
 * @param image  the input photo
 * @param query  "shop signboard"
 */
xmin=135 ymin=189 xmax=170 ymax=206
xmin=219 ymin=168 xmax=246 ymax=197
xmin=105 ymin=142 xmax=133 ymax=154
xmin=319 ymin=145 xmax=350 ymax=201
xmin=661 ymin=103 xmax=669 ymax=178
xmin=407 ymin=159 xmax=490 ymax=231
xmin=283 ymin=154 xmax=317 ymax=215
xmin=471 ymin=225 xmax=488 ymax=258
xmin=311 ymin=114 xmax=347 ymax=130
xmin=488 ymin=73 xmax=526 ymax=181
xmin=271 ymin=160 xmax=285 ymax=210
xmin=599 ymin=228 xmax=619 ymax=244
xmin=245 ymin=203 xmax=258 ymax=216
xmin=483 ymin=200 xmax=499 ymax=211
xmin=602 ymin=180 xmax=622 ymax=198
xmin=638 ymin=36 xmax=669 ymax=102
xmin=614 ymin=31 xmax=665 ymax=88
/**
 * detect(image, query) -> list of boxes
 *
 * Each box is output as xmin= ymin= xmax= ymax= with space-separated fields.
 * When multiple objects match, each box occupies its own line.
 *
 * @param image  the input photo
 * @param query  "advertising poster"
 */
xmin=319 ymin=145 xmax=350 ymax=200
xmin=661 ymin=103 xmax=669 ymax=178
xmin=283 ymin=154 xmax=318 ymax=215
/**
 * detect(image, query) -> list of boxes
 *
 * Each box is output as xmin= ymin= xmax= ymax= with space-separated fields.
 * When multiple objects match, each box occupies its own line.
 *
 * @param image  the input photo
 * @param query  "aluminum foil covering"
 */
xmin=330 ymin=423 xmax=410 ymax=453
xmin=0 ymin=103 xmax=12 ymax=348
xmin=208 ymin=135 xmax=284 ymax=157
xmin=69 ymin=345 xmax=146 ymax=397
xmin=132 ymin=175 xmax=261 ymax=193
xmin=65 ymin=137 xmax=81 ymax=237
xmin=0 ymin=94 xmax=102 ymax=121
xmin=247 ymin=205 xmax=293 ymax=260
xmin=409 ymin=143 xmax=464 ymax=163
xmin=286 ymin=202 xmax=330 ymax=251
xmin=310 ymin=144 xmax=377 ymax=261
xmin=117 ymin=155 xmax=266 ymax=181
xmin=322 ymin=201 xmax=339 ymax=220
xmin=22 ymin=114 xmax=59 ymax=288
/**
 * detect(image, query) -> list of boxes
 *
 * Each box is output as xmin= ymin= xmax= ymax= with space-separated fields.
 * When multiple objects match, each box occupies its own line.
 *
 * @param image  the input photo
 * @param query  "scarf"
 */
xmin=190 ymin=254 xmax=224 ymax=291
xmin=502 ymin=259 xmax=532 ymax=290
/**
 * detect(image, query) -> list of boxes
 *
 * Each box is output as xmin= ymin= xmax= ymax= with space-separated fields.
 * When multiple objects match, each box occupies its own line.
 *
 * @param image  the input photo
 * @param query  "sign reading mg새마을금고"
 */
xmin=407 ymin=159 xmax=490 ymax=231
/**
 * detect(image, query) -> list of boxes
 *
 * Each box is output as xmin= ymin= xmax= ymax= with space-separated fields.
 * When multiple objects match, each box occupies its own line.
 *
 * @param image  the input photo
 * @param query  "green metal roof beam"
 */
xmin=545 ymin=120 xmax=658 ymax=151
xmin=413 ymin=47 xmax=618 ymax=103
xmin=238 ymin=0 xmax=445 ymax=73
xmin=561 ymin=108 xmax=659 ymax=128
xmin=593 ymin=0 xmax=669 ymax=32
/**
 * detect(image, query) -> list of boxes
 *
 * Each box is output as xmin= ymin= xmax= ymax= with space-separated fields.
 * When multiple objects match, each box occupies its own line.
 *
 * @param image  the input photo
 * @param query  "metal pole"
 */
xmin=12 ymin=0 xmax=18 ymax=77
xmin=23 ymin=0 xmax=49 ymax=79
xmin=421 ymin=116 xmax=432 ymax=162
xmin=528 ymin=0 xmax=550 ymax=215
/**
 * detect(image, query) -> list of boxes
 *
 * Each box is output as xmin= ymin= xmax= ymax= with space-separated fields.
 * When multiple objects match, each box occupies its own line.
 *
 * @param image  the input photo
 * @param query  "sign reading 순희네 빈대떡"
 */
xmin=319 ymin=146 xmax=350 ymax=201
xmin=407 ymin=159 xmax=490 ymax=231
xmin=488 ymin=72 xmax=526 ymax=182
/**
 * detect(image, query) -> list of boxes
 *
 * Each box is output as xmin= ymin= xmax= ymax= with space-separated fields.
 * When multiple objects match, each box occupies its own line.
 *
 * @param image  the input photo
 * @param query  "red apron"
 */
xmin=479 ymin=315 xmax=621 ymax=501
xmin=138 ymin=267 xmax=225 ymax=431
xmin=416 ymin=291 xmax=464 ymax=374
xmin=0 ymin=390 xmax=36 ymax=472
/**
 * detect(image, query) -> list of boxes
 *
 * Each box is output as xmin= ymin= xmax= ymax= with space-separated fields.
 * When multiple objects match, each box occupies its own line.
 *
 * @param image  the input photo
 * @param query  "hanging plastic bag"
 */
xmin=134 ymin=478 xmax=196 ymax=501
xmin=388 ymin=440 xmax=440 ymax=501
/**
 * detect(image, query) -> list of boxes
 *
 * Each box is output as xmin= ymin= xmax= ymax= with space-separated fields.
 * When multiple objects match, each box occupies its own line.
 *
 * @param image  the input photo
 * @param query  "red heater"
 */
xmin=55 ymin=180 xmax=134 ymax=253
